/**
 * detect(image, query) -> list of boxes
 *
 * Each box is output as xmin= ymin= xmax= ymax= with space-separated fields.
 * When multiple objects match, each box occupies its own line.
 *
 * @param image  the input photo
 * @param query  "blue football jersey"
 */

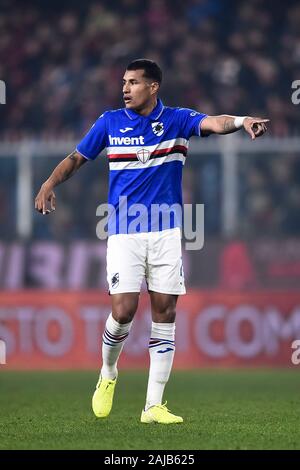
xmin=76 ymin=99 xmax=207 ymax=235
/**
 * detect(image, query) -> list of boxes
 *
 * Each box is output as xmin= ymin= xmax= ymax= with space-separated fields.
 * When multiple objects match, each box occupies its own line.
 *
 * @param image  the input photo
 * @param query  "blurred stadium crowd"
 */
xmin=1 ymin=0 xmax=299 ymax=138
xmin=0 ymin=0 xmax=300 ymax=240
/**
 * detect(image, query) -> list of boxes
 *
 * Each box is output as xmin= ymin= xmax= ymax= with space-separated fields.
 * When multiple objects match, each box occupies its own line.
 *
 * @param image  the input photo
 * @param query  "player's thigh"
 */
xmin=107 ymin=233 xmax=146 ymax=294
xmin=147 ymin=228 xmax=186 ymax=295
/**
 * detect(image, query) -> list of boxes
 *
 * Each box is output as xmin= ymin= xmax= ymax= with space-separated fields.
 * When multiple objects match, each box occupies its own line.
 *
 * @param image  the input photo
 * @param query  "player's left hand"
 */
xmin=243 ymin=117 xmax=270 ymax=140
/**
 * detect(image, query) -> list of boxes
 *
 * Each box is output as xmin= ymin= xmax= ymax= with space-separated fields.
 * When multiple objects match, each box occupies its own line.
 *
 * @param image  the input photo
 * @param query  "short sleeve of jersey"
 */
xmin=176 ymin=108 xmax=208 ymax=139
xmin=76 ymin=113 xmax=108 ymax=160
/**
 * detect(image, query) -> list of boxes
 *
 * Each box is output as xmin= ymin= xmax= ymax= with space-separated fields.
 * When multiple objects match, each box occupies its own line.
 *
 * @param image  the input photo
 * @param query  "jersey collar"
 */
xmin=124 ymin=98 xmax=164 ymax=121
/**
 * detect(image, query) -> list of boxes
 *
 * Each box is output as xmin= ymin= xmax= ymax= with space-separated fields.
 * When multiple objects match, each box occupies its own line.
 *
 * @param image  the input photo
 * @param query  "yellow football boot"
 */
xmin=92 ymin=375 xmax=117 ymax=418
xmin=141 ymin=402 xmax=183 ymax=424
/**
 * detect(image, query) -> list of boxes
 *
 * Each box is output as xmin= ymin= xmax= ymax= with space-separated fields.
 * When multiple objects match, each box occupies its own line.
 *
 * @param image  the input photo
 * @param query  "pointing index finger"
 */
xmin=253 ymin=119 xmax=270 ymax=123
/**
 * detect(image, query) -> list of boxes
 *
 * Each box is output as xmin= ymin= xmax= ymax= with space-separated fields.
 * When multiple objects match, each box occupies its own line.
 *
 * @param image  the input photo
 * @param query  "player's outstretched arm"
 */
xmin=200 ymin=115 xmax=270 ymax=139
xmin=35 ymin=150 xmax=87 ymax=215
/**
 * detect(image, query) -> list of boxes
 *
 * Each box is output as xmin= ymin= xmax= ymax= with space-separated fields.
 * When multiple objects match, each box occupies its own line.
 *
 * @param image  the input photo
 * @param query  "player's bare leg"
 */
xmin=111 ymin=292 xmax=139 ymax=324
xmin=92 ymin=293 xmax=139 ymax=418
xmin=141 ymin=292 xmax=183 ymax=424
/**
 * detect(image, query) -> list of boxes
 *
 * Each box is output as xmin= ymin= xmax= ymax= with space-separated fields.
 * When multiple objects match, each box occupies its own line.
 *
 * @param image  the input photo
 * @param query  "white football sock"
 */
xmin=101 ymin=313 xmax=132 ymax=380
xmin=145 ymin=322 xmax=176 ymax=410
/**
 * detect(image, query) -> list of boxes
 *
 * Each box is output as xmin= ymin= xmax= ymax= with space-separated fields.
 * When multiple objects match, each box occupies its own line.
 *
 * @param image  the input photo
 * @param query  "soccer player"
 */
xmin=35 ymin=59 xmax=269 ymax=424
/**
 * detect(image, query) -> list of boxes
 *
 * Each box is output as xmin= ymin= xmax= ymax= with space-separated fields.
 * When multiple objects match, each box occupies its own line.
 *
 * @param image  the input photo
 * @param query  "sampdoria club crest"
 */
xmin=151 ymin=122 xmax=164 ymax=136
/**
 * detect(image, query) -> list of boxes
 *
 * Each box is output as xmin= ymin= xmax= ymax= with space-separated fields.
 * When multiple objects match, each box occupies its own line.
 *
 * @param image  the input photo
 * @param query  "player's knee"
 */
xmin=112 ymin=294 xmax=139 ymax=324
xmin=162 ymin=306 xmax=176 ymax=323
xmin=153 ymin=304 xmax=176 ymax=323
xmin=113 ymin=311 xmax=135 ymax=324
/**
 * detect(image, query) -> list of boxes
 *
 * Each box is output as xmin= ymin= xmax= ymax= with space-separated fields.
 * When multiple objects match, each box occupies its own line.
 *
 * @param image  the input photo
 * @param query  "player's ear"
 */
xmin=150 ymin=82 xmax=159 ymax=95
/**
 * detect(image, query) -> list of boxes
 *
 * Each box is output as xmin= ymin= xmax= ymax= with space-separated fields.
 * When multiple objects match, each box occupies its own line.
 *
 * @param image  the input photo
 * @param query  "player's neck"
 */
xmin=134 ymin=97 xmax=158 ymax=117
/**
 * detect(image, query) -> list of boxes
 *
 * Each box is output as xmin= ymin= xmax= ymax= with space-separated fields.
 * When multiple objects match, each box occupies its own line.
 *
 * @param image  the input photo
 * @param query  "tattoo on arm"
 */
xmin=62 ymin=156 xmax=77 ymax=182
xmin=62 ymin=169 xmax=72 ymax=182
xmin=69 ymin=151 xmax=78 ymax=161
xmin=54 ymin=152 xmax=79 ymax=184
xmin=47 ymin=150 xmax=86 ymax=188
xmin=223 ymin=118 xmax=236 ymax=133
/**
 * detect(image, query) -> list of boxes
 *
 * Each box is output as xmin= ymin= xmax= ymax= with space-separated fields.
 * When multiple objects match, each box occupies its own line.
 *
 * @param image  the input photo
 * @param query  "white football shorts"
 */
xmin=106 ymin=227 xmax=186 ymax=295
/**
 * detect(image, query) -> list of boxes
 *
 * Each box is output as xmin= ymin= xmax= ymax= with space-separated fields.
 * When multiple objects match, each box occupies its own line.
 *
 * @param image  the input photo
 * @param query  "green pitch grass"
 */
xmin=0 ymin=370 xmax=299 ymax=450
